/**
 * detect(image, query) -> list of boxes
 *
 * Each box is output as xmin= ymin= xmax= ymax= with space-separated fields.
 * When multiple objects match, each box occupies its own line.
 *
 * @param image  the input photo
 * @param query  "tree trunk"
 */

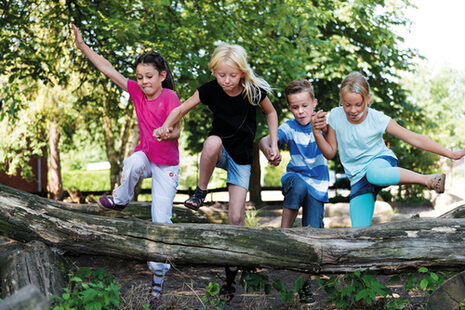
xmin=249 ymin=141 xmax=262 ymax=205
xmin=427 ymin=271 xmax=465 ymax=310
xmin=0 ymin=236 xmax=66 ymax=299
xmin=101 ymin=113 xmax=120 ymax=190
xmin=2 ymin=184 xmax=465 ymax=274
xmin=47 ymin=120 xmax=63 ymax=200
xmin=0 ymin=285 xmax=49 ymax=310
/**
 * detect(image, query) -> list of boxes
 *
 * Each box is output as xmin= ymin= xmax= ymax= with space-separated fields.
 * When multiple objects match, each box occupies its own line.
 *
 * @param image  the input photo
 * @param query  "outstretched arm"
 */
xmin=154 ymin=91 xmax=201 ymax=141
xmin=259 ymin=97 xmax=280 ymax=163
xmin=311 ymin=110 xmax=337 ymax=159
xmin=386 ymin=119 xmax=465 ymax=160
xmin=72 ymin=24 xmax=127 ymax=91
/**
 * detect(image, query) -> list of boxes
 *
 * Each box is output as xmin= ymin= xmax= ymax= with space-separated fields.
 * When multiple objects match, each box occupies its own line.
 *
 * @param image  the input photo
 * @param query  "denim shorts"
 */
xmin=350 ymin=156 xmax=398 ymax=200
xmin=216 ymin=146 xmax=251 ymax=190
xmin=282 ymin=175 xmax=324 ymax=228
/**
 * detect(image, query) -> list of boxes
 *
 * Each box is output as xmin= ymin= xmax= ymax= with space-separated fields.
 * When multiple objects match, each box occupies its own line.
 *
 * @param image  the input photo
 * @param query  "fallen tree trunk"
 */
xmin=1 ymin=184 xmax=465 ymax=273
xmin=58 ymin=200 xmax=229 ymax=224
xmin=0 ymin=236 xmax=67 ymax=299
xmin=0 ymin=285 xmax=49 ymax=310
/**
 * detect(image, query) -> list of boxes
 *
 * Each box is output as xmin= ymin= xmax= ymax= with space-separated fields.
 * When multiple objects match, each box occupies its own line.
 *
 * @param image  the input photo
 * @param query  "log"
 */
xmin=0 ymin=285 xmax=49 ymax=310
xmin=427 ymin=271 xmax=465 ymax=310
xmin=0 ymin=236 xmax=67 ymax=299
xmin=1 ymin=184 xmax=465 ymax=273
xmin=57 ymin=200 xmax=228 ymax=224
xmin=439 ymin=201 xmax=465 ymax=219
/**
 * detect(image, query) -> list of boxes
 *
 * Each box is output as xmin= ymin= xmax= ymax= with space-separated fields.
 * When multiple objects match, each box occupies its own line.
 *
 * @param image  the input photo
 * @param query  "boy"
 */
xmin=260 ymin=79 xmax=329 ymax=305
xmin=260 ymin=78 xmax=330 ymax=229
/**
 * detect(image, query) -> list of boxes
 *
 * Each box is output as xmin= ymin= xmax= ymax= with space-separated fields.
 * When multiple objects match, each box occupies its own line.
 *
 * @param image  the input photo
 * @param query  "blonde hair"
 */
xmin=208 ymin=44 xmax=271 ymax=105
xmin=339 ymin=72 xmax=372 ymax=107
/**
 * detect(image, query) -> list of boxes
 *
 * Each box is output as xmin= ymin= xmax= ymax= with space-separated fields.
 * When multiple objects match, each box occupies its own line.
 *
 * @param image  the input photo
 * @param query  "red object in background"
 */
xmin=0 ymin=155 xmax=48 ymax=195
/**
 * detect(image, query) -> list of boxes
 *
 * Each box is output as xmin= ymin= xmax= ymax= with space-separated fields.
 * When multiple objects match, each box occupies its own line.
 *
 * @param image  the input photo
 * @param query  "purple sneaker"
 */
xmin=97 ymin=196 xmax=127 ymax=211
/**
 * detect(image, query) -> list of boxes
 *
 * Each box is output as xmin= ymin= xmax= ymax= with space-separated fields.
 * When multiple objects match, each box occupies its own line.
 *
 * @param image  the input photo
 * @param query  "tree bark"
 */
xmin=0 ymin=285 xmax=49 ymax=310
xmin=0 ymin=236 xmax=66 ymax=299
xmin=47 ymin=120 xmax=63 ymax=200
xmin=2 ymin=184 xmax=465 ymax=274
xmin=427 ymin=271 xmax=465 ymax=310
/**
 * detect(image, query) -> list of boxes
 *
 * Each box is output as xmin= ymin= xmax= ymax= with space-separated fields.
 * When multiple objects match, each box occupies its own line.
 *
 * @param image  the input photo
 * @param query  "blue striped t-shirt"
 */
xmin=278 ymin=119 xmax=329 ymax=202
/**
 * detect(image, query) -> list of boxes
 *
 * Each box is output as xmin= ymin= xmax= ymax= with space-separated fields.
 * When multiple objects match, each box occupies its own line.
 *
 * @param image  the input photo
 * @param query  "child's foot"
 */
xmin=183 ymin=186 xmax=207 ymax=211
xmin=97 ymin=196 xmax=127 ymax=211
xmin=427 ymin=173 xmax=446 ymax=193
xmin=219 ymin=267 xmax=238 ymax=303
xmin=298 ymin=279 xmax=317 ymax=306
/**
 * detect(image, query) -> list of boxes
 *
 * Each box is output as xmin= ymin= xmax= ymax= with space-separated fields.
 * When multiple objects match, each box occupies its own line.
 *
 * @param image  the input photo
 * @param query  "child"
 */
xmin=312 ymin=72 xmax=465 ymax=228
xmin=72 ymin=24 xmax=180 ymax=306
xmin=260 ymin=79 xmax=328 ymax=306
xmin=154 ymin=43 xmax=279 ymax=302
xmin=260 ymin=79 xmax=329 ymax=229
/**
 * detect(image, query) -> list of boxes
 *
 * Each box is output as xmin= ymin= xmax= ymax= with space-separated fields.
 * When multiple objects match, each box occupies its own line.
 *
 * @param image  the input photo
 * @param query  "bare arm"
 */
xmin=154 ymin=91 xmax=201 ymax=140
xmin=386 ymin=119 xmax=465 ymax=160
xmin=311 ymin=110 xmax=337 ymax=159
xmin=72 ymin=24 xmax=127 ymax=91
xmin=259 ymin=96 xmax=280 ymax=162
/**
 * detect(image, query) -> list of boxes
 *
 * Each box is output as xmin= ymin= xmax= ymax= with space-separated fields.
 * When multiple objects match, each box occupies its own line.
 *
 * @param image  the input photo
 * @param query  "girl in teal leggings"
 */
xmin=312 ymin=72 xmax=465 ymax=227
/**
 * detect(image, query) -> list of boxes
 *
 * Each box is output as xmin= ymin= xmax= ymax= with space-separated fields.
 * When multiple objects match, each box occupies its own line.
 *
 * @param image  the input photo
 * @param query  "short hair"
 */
xmin=284 ymin=79 xmax=315 ymax=101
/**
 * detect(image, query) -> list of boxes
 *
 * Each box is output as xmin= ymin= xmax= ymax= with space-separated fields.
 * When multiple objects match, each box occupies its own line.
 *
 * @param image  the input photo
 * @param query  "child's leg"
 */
xmin=147 ymin=164 xmax=179 ymax=300
xmin=366 ymin=157 xmax=445 ymax=193
xmin=281 ymin=176 xmax=307 ymax=228
xmin=228 ymin=184 xmax=247 ymax=225
xmin=350 ymin=193 xmax=375 ymax=227
xmin=302 ymin=195 xmax=324 ymax=228
xmin=365 ymin=157 xmax=400 ymax=186
xmin=113 ymin=151 xmax=151 ymax=205
xmin=198 ymin=136 xmax=223 ymax=190
xmin=150 ymin=164 xmax=179 ymax=223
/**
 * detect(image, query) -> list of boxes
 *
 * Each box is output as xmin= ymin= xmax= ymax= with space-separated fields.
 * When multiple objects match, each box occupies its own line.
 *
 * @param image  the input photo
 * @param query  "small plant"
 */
xmin=51 ymin=267 xmax=120 ymax=310
xmin=240 ymin=269 xmax=271 ymax=294
xmin=316 ymin=269 xmax=393 ymax=309
xmin=201 ymin=282 xmax=226 ymax=310
xmin=244 ymin=205 xmax=263 ymax=227
xmin=402 ymin=267 xmax=451 ymax=296
xmin=272 ymin=276 xmax=305 ymax=303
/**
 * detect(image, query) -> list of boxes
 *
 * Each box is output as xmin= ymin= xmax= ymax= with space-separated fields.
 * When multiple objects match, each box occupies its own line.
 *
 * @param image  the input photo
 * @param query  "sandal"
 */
xmin=219 ymin=267 xmax=238 ymax=303
xmin=428 ymin=173 xmax=446 ymax=193
xmin=184 ymin=186 xmax=207 ymax=211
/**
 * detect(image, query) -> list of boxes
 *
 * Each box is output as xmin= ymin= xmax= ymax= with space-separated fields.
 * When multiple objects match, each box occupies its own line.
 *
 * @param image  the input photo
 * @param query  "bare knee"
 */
xmin=228 ymin=211 xmax=244 ymax=226
xmin=202 ymin=136 xmax=222 ymax=160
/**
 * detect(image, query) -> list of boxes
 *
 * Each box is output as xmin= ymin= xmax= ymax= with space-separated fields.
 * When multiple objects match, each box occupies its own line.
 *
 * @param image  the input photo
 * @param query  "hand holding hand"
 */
xmin=153 ymin=126 xmax=173 ymax=141
xmin=311 ymin=110 xmax=327 ymax=131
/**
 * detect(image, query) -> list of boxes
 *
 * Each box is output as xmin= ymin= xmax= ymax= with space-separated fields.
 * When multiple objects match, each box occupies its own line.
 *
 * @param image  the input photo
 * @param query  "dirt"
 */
xmin=65 ymin=253 xmax=431 ymax=310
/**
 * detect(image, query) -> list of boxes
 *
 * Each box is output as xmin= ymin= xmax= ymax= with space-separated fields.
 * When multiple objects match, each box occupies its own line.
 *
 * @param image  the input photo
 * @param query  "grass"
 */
xmin=62 ymin=170 xmax=151 ymax=192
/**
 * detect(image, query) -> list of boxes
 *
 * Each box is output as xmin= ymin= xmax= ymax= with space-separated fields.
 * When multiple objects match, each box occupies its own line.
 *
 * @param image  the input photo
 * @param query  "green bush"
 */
xmin=62 ymin=170 xmax=110 ymax=191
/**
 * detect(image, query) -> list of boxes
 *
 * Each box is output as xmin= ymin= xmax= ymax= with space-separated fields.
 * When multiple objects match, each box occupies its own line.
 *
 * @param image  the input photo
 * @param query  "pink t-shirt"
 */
xmin=127 ymin=79 xmax=180 ymax=166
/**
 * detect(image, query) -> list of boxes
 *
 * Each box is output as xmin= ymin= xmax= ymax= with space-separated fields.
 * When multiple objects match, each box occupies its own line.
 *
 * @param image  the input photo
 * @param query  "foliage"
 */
xmin=240 ymin=269 xmax=272 ymax=295
xmin=272 ymin=276 xmax=306 ymax=303
xmin=51 ymin=267 xmax=120 ymax=310
xmin=316 ymin=269 xmax=392 ymax=309
xmin=397 ymin=267 xmax=451 ymax=297
xmin=201 ymin=282 xmax=226 ymax=310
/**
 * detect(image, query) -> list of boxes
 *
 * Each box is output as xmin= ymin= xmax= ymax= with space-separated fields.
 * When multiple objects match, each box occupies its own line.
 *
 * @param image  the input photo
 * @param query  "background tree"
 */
xmin=3 ymin=0 xmax=443 ymax=204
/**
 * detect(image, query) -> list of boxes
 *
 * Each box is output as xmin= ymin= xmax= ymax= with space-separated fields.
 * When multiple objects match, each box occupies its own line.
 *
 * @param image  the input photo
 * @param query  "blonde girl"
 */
xmin=312 ymin=72 xmax=465 ymax=228
xmin=154 ymin=43 xmax=279 ymax=301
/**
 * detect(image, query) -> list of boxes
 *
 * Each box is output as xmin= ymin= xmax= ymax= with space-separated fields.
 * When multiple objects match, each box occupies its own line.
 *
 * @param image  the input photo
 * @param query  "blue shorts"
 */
xmin=350 ymin=156 xmax=398 ymax=200
xmin=216 ymin=146 xmax=251 ymax=190
xmin=282 ymin=175 xmax=324 ymax=228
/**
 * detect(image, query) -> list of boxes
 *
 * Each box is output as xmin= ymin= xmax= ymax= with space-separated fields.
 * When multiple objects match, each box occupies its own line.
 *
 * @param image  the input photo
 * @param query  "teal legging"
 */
xmin=350 ymin=158 xmax=400 ymax=227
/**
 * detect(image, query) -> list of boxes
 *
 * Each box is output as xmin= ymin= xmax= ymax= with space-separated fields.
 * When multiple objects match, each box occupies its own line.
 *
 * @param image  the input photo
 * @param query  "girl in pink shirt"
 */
xmin=72 ymin=24 xmax=179 ymax=307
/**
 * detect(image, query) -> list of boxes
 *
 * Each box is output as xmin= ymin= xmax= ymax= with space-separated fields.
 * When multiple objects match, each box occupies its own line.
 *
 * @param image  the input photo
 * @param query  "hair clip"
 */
xmin=355 ymin=86 xmax=360 ymax=94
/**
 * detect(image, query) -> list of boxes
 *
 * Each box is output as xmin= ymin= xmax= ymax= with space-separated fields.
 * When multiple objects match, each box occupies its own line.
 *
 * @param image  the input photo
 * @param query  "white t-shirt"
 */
xmin=328 ymin=106 xmax=397 ymax=185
